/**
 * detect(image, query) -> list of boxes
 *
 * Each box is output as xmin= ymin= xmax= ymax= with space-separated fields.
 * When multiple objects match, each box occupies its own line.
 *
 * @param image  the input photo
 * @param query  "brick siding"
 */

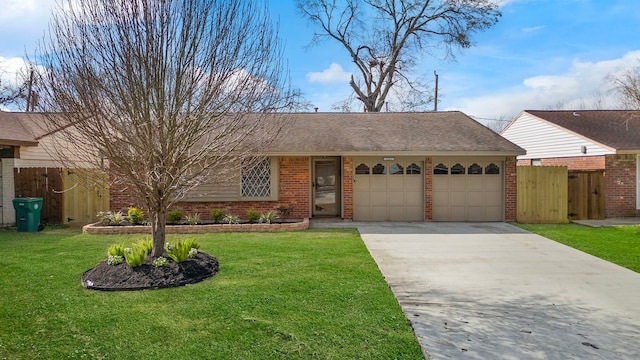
xmin=110 ymin=157 xmax=311 ymax=220
xmin=342 ymin=157 xmax=353 ymax=220
xmin=504 ymin=156 xmax=517 ymax=221
xmin=517 ymin=156 xmax=605 ymax=170
xmin=604 ymin=154 xmax=639 ymax=217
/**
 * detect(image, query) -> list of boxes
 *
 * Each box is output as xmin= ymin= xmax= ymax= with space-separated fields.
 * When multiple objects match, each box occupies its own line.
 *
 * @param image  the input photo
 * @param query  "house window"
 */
xmin=532 ymin=159 xmax=542 ymax=166
xmin=407 ymin=163 xmax=421 ymax=174
xmin=241 ymin=158 xmax=272 ymax=198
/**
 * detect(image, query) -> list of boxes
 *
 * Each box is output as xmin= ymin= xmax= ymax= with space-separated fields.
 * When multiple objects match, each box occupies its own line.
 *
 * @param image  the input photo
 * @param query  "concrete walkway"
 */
xmin=354 ymin=222 xmax=640 ymax=359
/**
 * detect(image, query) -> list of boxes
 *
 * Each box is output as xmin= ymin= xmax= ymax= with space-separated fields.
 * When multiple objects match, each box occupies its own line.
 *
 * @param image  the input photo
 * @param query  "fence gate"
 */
xmin=14 ymin=167 xmax=64 ymax=224
xmin=568 ymin=171 xmax=604 ymax=220
xmin=517 ymin=166 xmax=568 ymax=223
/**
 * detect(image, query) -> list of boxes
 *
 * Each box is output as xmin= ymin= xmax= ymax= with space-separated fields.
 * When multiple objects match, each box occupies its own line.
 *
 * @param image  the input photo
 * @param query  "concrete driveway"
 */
xmin=356 ymin=222 xmax=640 ymax=359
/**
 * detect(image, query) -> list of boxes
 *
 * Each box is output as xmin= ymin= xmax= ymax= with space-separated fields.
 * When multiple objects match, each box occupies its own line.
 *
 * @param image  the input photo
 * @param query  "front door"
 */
xmin=313 ymin=158 xmax=340 ymax=216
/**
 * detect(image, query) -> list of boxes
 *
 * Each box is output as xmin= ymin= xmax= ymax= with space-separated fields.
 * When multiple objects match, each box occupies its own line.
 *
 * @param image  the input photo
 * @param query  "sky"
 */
xmin=1 ymin=0 xmax=638 ymax=126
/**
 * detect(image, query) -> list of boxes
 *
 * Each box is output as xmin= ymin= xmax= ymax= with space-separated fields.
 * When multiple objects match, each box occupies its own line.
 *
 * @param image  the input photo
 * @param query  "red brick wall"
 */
xmin=111 ymin=157 xmax=311 ymax=220
xmin=517 ymin=156 xmax=605 ymax=170
xmin=342 ymin=157 xmax=353 ymax=220
xmin=604 ymin=154 xmax=639 ymax=218
xmin=505 ymin=156 xmax=517 ymax=222
xmin=425 ymin=157 xmax=433 ymax=220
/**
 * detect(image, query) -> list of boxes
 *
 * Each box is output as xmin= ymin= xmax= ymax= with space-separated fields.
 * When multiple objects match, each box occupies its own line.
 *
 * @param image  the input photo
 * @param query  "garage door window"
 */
xmin=469 ymin=163 xmax=482 ymax=175
xmin=485 ymin=163 xmax=500 ymax=174
xmin=407 ymin=163 xmax=421 ymax=174
xmin=451 ymin=163 xmax=465 ymax=174
xmin=356 ymin=163 xmax=370 ymax=174
xmin=434 ymin=163 xmax=448 ymax=174
xmin=390 ymin=163 xmax=403 ymax=175
xmin=373 ymin=163 xmax=386 ymax=174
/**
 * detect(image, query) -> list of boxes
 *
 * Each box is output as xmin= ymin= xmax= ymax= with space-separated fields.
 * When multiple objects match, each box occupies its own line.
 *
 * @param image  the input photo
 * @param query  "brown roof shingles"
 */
xmin=0 ymin=111 xmax=38 ymax=146
xmin=268 ymin=111 xmax=524 ymax=154
xmin=526 ymin=110 xmax=640 ymax=151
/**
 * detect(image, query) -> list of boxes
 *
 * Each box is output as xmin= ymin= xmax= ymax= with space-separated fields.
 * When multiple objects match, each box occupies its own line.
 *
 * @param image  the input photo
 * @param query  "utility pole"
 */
xmin=25 ymin=67 xmax=34 ymax=112
xmin=433 ymin=71 xmax=439 ymax=112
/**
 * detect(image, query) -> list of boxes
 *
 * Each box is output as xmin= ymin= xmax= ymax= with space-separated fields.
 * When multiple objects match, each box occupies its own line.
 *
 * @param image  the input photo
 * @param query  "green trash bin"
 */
xmin=13 ymin=198 xmax=43 ymax=232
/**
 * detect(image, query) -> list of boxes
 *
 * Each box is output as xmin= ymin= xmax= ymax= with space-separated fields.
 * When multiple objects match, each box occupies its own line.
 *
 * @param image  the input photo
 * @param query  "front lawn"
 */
xmin=515 ymin=223 xmax=640 ymax=273
xmin=0 ymin=228 xmax=423 ymax=359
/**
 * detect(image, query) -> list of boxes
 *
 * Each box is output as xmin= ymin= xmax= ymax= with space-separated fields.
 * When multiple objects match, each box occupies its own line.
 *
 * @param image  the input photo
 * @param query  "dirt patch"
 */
xmin=81 ymin=252 xmax=219 ymax=291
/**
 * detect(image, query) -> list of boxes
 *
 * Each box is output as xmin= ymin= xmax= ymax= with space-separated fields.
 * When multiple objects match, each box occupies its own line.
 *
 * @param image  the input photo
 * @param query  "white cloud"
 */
xmin=522 ymin=25 xmax=546 ymax=33
xmin=0 ymin=0 xmax=53 ymax=21
xmin=306 ymin=63 xmax=351 ymax=84
xmin=447 ymin=50 xmax=640 ymax=121
xmin=0 ymin=56 xmax=30 ymax=86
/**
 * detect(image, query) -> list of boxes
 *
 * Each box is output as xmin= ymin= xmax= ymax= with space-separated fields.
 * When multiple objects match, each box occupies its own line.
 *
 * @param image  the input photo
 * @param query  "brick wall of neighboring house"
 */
xmin=517 ymin=156 xmax=605 ymax=170
xmin=425 ymin=157 xmax=433 ymax=220
xmin=342 ymin=156 xmax=353 ymax=220
xmin=110 ymin=156 xmax=311 ymax=220
xmin=505 ymin=156 xmax=518 ymax=222
xmin=604 ymin=154 xmax=639 ymax=218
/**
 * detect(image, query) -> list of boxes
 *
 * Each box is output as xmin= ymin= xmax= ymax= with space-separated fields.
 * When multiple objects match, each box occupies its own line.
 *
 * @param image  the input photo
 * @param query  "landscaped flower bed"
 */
xmin=83 ymin=218 xmax=309 ymax=234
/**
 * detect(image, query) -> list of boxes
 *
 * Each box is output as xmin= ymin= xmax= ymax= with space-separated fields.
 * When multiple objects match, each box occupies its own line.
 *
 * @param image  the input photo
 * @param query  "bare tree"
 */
xmin=33 ymin=0 xmax=298 ymax=256
xmin=296 ymin=0 xmax=500 ymax=112
xmin=0 ymin=65 xmax=30 ymax=110
xmin=609 ymin=61 xmax=640 ymax=109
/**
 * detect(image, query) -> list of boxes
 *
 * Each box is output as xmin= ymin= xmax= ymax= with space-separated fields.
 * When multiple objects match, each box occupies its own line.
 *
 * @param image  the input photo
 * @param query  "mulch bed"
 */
xmin=81 ymin=252 xmax=219 ymax=291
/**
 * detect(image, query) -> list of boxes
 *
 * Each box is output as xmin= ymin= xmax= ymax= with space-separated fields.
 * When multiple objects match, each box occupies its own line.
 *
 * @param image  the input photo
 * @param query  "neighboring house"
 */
xmin=501 ymin=110 xmax=640 ymax=219
xmin=112 ymin=112 xmax=524 ymax=222
xmin=0 ymin=111 xmax=108 ymax=226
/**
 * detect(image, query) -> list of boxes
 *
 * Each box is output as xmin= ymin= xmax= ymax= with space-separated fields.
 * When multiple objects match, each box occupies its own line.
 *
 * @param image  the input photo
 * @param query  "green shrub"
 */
xmin=167 ymin=209 xmax=183 ymax=223
xmin=127 ymin=207 xmax=145 ymax=225
xmin=136 ymin=237 xmax=153 ymax=255
xmin=124 ymin=244 xmax=147 ymax=267
xmin=210 ymin=209 xmax=225 ymax=223
xmin=166 ymin=238 xmax=200 ymax=263
xmin=185 ymin=213 xmax=201 ymax=225
xmin=222 ymin=214 xmax=239 ymax=224
xmin=108 ymin=211 xmax=125 ymax=225
xmin=107 ymin=243 xmax=126 ymax=257
xmin=246 ymin=209 xmax=260 ymax=223
xmin=259 ymin=211 xmax=278 ymax=224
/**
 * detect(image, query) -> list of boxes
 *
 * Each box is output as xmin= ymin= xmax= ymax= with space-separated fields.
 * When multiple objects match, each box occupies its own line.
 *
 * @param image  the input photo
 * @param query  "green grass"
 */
xmin=515 ymin=223 xmax=640 ymax=273
xmin=0 ymin=228 xmax=423 ymax=360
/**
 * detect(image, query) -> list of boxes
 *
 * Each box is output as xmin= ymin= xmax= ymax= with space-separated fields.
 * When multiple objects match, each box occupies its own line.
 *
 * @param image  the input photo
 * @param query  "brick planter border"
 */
xmin=83 ymin=218 xmax=309 ymax=234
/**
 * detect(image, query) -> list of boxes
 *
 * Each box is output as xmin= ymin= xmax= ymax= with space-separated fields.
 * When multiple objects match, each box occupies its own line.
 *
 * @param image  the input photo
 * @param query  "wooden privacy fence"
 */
xmin=517 ymin=166 xmax=568 ymax=223
xmin=14 ymin=167 xmax=109 ymax=226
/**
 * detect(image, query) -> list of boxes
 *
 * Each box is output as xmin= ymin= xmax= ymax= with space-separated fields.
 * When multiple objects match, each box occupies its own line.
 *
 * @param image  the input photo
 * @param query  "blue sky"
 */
xmin=1 ymin=0 xmax=638 ymax=124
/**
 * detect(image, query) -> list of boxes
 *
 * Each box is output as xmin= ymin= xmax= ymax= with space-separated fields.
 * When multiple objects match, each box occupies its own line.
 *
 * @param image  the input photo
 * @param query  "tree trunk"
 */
xmin=151 ymin=207 xmax=168 ymax=257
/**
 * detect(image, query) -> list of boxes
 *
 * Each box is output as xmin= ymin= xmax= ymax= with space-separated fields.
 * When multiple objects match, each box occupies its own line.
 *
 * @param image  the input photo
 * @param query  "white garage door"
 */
xmin=432 ymin=158 xmax=504 ymax=221
xmin=353 ymin=157 xmax=424 ymax=221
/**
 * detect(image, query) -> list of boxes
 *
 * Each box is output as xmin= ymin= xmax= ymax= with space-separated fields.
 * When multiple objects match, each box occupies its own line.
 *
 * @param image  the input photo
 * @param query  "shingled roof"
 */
xmin=524 ymin=110 xmax=640 ymax=151
xmin=0 ymin=111 xmax=38 ymax=147
xmin=267 ymin=111 xmax=524 ymax=155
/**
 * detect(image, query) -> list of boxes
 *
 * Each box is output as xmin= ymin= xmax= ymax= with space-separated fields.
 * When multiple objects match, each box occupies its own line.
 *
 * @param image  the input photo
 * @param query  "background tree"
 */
xmin=0 ymin=65 xmax=29 ymax=110
xmin=33 ymin=0 xmax=297 ymax=257
xmin=296 ymin=0 xmax=501 ymax=112
xmin=609 ymin=61 xmax=640 ymax=109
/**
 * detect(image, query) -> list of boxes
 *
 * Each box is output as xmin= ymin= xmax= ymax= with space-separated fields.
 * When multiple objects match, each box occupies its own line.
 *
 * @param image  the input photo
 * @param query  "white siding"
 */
xmin=502 ymin=113 xmax=614 ymax=159
xmin=1 ymin=158 xmax=16 ymax=225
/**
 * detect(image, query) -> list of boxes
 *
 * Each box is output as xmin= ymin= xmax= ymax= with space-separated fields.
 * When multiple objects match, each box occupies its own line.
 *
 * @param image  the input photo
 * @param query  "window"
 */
xmin=468 ymin=163 xmax=482 ymax=175
xmin=485 ymin=163 xmax=500 ymax=174
xmin=372 ymin=163 xmax=386 ymax=175
xmin=434 ymin=163 xmax=448 ymax=175
xmin=407 ymin=163 xmax=421 ymax=174
xmin=355 ymin=163 xmax=370 ymax=174
xmin=532 ymin=159 xmax=542 ymax=166
xmin=451 ymin=163 xmax=465 ymax=175
xmin=389 ymin=163 xmax=404 ymax=175
xmin=242 ymin=158 xmax=272 ymax=198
